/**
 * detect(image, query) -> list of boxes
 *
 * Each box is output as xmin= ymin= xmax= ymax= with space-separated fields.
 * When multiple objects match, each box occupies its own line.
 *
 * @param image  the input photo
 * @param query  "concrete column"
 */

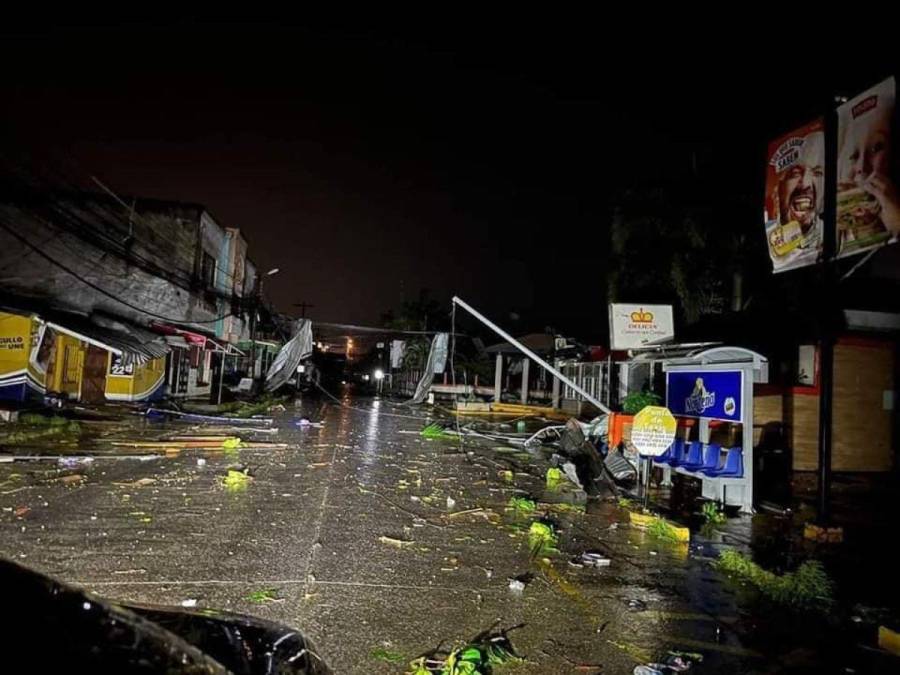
xmin=521 ymin=358 xmax=530 ymax=404
xmin=494 ymin=353 xmax=503 ymax=402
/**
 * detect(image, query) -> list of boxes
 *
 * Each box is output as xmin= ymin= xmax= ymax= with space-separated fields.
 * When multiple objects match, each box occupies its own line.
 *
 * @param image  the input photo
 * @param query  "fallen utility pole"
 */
xmin=451 ymin=296 xmax=612 ymax=414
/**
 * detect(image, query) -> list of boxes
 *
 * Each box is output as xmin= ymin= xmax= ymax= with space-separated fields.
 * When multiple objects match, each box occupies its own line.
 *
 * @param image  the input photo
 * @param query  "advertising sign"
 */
xmin=764 ymin=118 xmax=825 ymax=272
xmin=609 ymin=304 xmax=674 ymax=350
xmin=630 ymin=405 xmax=677 ymax=457
xmin=666 ymin=370 xmax=743 ymax=423
xmin=837 ymin=77 xmax=899 ymax=258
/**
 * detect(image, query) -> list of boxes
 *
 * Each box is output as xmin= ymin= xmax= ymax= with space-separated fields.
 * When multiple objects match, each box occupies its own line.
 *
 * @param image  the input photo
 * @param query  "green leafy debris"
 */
xmin=715 ymin=549 xmax=834 ymax=609
xmin=371 ymin=647 xmax=405 ymax=663
xmin=647 ymin=516 xmax=680 ymax=542
xmin=223 ymin=469 xmax=251 ymax=492
xmin=421 ymin=423 xmax=449 ymax=439
xmin=246 ymin=588 xmax=280 ymax=603
xmin=528 ymin=521 xmax=559 ymax=557
xmin=507 ymin=497 xmax=536 ymax=513
xmin=545 ymin=467 xmax=564 ymax=488
xmin=701 ymin=501 xmax=727 ymax=525
xmin=407 ymin=633 xmax=520 ymax=674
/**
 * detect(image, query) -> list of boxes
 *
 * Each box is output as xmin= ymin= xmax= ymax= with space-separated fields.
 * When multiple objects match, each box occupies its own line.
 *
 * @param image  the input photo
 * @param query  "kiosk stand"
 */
xmin=634 ymin=346 xmax=768 ymax=514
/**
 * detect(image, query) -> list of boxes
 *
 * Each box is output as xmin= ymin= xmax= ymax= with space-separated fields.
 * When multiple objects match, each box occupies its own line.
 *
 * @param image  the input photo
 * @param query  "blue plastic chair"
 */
xmin=677 ymin=441 xmax=703 ymax=470
xmin=683 ymin=442 xmax=720 ymax=472
xmin=654 ymin=437 xmax=684 ymax=466
xmin=701 ymin=446 xmax=743 ymax=478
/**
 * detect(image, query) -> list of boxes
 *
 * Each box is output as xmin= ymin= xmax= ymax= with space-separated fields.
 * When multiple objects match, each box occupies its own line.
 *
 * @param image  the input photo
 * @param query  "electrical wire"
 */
xmin=0 ymin=219 xmax=238 ymax=325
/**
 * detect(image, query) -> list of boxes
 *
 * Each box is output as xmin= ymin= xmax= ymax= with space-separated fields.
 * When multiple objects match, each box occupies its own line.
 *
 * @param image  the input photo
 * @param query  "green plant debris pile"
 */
xmin=528 ymin=521 xmax=559 ymax=557
xmin=715 ymin=549 xmax=834 ymax=609
xmin=222 ymin=469 xmax=251 ymax=492
xmin=507 ymin=497 xmax=536 ymax=513
xmin=701 ymin=501 xmax=727 ymax=525
xmin=246 ymin=587 xmax=279 ymax=603
xmin=647 ymin=516 xmax=680 ymax=541
xmin=371 ymin=648 xmax=406 ymax=663
xmin=1 ymin=414 xmax=81 ymax=445
xmin=421 ymin=423 xmax=450 ymax=439
xmin=545 ymin=467 xmax=564 ymax=488
xmin=408 ymin=634 xmax=520 ymax=674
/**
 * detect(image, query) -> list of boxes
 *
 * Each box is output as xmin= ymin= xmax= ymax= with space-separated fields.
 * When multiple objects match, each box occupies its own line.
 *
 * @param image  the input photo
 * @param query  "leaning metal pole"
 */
xmin=451 ymin=296 xmax=612 ymax=414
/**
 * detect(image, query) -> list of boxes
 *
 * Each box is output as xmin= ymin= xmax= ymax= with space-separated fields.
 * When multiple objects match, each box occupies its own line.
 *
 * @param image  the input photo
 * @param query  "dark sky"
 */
xmin=3 ymin=21 xmax=899 ymax=339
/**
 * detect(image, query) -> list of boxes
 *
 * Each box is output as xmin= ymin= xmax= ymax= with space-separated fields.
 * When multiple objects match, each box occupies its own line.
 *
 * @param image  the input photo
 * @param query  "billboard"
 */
xmin=764 ymin=118 xmax=825 ymax=272
xmin=837 ymin=77 xmax=899 ymax=258
xmin=609 ymin=304 xmax=674 ymax=350
xmin=666 ymin=370 xmax=743 ymax=423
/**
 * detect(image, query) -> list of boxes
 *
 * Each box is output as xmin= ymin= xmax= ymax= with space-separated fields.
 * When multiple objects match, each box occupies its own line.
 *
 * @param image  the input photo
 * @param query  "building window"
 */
xmin=200 ymin=251 xmax=217 ymax=289
xmin=797 ymin=345 xmax=816 ymax=386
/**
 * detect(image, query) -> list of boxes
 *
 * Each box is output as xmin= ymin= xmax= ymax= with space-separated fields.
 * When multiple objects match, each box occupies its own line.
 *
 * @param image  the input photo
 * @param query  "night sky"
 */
xmin=4 ymin=22 xmax=899 ymax=339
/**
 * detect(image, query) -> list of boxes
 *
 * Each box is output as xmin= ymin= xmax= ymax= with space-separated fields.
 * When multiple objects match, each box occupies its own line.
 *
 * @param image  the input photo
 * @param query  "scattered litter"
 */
xmin=633 ymin=652 xmax=702 ymax=674
xmin=379 ymin=535 xmax=414 ymax=548
xmin=633 ymin=665 xmax=664 ymax=675
xmin=58 ymin=457 xmax=94 ymax=468
xmin=294 ymin=418 xmax=323 ymax=428
xmin=561 ymin=461 xmax=582 ymax=488
xmin=196 ymin=458 xmax=207 ymax=467
xmin=446 ymin=508 xmax=485 ymax=519
xmin=180 ymin=599 xmax=198 ymax=608
xmin=508 ymin=578 xmax=527 ymax=593
xmin=446 ymin=496 xmax=456 ymax=510
xmin=14 ymin=506 xmax=29 ymax=518
xmin=59 ymin=474 xmax=86 ymax=486
xmin=628 ymin=599 xmax=648 ymax=612
xmin=146 ymin=408 xmax=274 ymax=427
xmin=576 ymin=551 xmax=611 ymax=568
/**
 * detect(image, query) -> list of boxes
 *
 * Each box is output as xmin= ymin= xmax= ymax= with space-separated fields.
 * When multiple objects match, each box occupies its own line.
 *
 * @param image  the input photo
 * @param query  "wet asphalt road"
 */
xmin=0 ymin=395 xmax=820 ymax=673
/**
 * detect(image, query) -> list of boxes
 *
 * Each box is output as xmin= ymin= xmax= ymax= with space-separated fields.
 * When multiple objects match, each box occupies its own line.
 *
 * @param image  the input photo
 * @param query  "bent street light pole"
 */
xmin=451 ymin=296 xmax=612 ymax=414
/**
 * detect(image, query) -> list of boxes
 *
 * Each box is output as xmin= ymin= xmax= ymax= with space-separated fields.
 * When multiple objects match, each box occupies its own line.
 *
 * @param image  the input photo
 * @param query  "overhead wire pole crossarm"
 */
xmin=451 ymin=296 xmax=612 ymax=415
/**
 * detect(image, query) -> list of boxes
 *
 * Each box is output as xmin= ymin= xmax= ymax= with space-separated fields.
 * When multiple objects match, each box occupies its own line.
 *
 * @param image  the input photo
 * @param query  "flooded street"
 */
xmin=0 ymin=395 xmax=890 ymax=673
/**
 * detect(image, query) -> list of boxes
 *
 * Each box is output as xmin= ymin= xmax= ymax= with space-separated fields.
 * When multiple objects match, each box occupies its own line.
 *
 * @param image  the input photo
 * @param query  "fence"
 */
xmin=559 ymin=360 xmax=618 ymax=408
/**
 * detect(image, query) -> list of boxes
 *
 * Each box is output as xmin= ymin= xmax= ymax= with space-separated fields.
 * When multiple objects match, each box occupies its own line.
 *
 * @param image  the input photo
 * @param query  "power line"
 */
xmin=0 ymin=219 xmax=238 ymax=325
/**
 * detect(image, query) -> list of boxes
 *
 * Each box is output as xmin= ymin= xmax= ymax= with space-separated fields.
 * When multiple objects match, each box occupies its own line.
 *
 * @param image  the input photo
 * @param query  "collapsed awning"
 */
xmin=150 ymin=322 xmax=211 ymax=348
xmin=205 ymin=337 xmax=245 ymax=357
xmin=44 ymin=320 xmax=169 ymax=366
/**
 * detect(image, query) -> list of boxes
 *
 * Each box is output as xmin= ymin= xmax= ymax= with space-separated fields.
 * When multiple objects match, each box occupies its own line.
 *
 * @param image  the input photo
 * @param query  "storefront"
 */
xmin=1 ymin=309 xmax=170 ymax=405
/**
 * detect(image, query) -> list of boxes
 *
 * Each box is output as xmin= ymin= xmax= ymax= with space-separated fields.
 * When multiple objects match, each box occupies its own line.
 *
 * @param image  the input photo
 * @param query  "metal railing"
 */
xmin=559 ymin=361 xmax=617 ymax=408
